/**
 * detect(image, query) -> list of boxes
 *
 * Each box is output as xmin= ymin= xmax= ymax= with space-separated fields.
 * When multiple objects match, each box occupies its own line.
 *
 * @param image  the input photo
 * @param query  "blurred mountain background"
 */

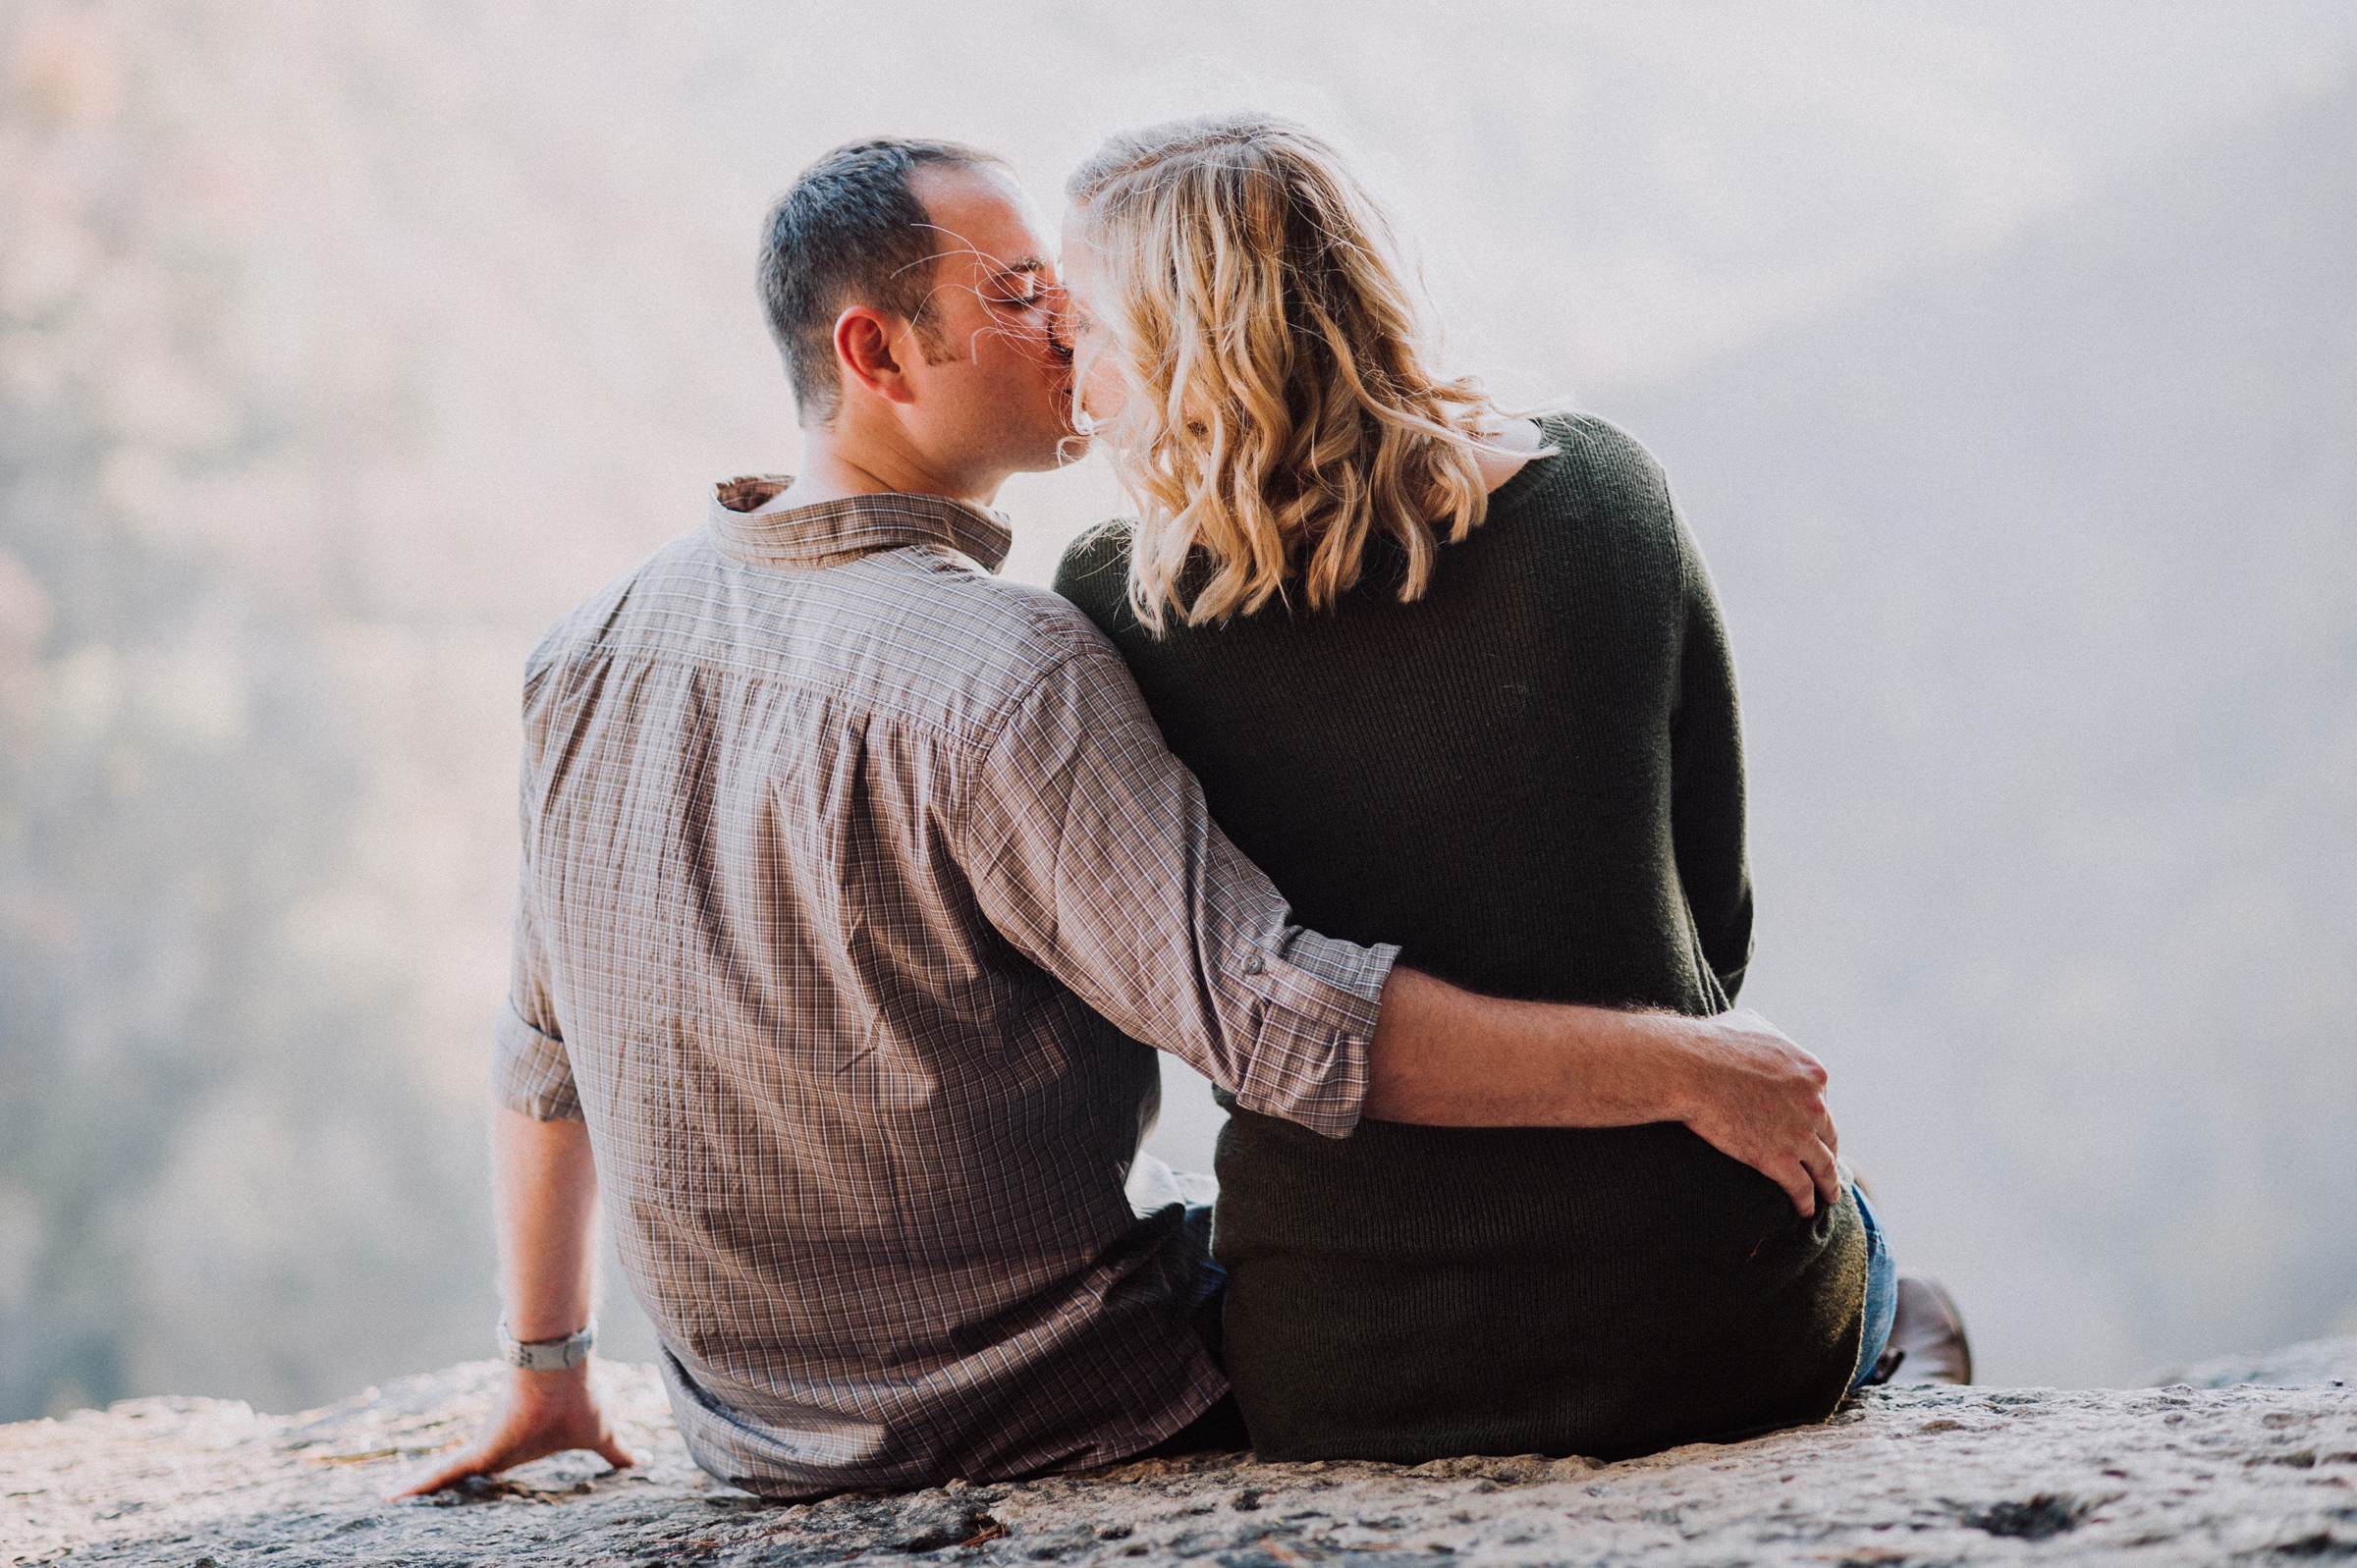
xmin=1614 ymin=77 xmax=2357 ymax=1386
xmin=1 ymin=0 xmax=2350 ymax=1418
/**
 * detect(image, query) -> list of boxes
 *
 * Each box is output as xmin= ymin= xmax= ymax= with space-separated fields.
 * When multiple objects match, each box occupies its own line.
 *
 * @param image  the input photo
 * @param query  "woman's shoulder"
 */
xmin=1521 ymin=410 xmax=1672 ymax=498
xmin=1467 ymin=412 xmax=1691 ymax=592
xmin=1051 ymin=518 xmax=1141 ymax=634
xmin=1485 ymin=410 xmax=1680 ymax=542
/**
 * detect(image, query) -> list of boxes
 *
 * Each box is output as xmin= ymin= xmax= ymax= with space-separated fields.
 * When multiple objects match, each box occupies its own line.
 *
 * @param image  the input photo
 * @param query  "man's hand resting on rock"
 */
xmin=392 ymin=1365 xmax=634 ymax=1499
xmin=400 ymin=1108 xmax=631 ymax=1497
xmin=1670 ymin=1007 xmax=1840 ymax=1219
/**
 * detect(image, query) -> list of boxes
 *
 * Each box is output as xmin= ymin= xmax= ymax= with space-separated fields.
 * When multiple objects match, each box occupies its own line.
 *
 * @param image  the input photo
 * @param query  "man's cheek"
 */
xmin=1021 ymin=342 xmax=1075 ymax=401
xmin=1001 ymin=312 xmax=1064 ymax=365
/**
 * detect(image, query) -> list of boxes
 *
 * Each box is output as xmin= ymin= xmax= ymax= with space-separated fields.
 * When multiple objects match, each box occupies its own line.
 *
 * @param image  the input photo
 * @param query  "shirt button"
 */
xmin=1241 ymin=953 xmax=1265 ymax=975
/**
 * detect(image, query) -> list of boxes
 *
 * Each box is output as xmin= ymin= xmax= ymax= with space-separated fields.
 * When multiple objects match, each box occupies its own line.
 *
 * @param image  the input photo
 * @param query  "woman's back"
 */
xmin=1055 ymin=413 xmax=1865 ymax=1462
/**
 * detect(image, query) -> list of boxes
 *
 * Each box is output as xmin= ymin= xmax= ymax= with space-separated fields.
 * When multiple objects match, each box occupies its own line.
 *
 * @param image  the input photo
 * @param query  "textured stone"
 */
xmin=6 ymin=1340 xmax=2356 ymax=1565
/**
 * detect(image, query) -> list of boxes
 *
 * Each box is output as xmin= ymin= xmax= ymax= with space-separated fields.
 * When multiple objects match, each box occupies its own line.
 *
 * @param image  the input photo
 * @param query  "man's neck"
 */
xmin=780 ymin=421 xmax=1002 ymax=512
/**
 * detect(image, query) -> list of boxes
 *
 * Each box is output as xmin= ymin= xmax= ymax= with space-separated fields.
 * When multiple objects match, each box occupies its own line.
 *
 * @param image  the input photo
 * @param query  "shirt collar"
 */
xmin=708 ymin=476 xmax=1013 ymax=573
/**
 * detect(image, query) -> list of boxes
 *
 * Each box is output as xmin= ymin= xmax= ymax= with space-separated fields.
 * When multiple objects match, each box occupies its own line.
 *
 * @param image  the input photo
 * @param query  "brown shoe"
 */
xmin=1875 ymin=1276 xmax=1972 ymax=1384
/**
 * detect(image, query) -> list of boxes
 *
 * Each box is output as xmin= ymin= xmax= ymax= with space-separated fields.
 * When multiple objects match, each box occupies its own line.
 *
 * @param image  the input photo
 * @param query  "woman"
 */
xmin=1051 ymin=115 xmax=1904 ymax=1462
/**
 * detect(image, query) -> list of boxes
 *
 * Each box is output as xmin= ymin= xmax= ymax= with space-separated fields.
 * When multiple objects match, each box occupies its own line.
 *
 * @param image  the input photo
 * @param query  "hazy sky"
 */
xmin=452 ymin=0 xmax=2357 ymax=388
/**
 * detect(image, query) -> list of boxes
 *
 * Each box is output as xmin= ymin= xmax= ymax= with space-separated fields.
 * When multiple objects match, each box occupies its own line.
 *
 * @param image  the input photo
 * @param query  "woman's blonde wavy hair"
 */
xmin=1067 ymin=114 xmax=1528 ymax=632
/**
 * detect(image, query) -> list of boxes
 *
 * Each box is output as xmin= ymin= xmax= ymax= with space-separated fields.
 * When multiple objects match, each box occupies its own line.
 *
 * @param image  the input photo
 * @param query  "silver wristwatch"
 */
xmin=498 ymin=1317 xmax=596 ymax=1372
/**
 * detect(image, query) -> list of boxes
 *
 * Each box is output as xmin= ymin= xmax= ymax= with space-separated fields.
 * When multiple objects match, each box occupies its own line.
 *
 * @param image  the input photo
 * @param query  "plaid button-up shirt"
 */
xmin=492 ymin=479 xmax=1397 ymax=1496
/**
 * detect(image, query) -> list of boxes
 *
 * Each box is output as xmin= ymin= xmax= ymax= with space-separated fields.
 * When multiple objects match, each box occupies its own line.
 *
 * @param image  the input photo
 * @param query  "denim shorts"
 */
xmin=1849 ymin=1181 xmax=1898 ymax=1392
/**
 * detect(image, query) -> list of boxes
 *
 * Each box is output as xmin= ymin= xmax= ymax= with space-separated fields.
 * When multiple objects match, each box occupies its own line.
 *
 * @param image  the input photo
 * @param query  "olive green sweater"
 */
xmin=1054 ymin=414 xmax=1865 ymax=1463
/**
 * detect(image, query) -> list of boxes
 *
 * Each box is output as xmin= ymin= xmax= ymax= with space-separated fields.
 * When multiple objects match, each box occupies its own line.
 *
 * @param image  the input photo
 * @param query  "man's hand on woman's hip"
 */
xmin=1670 ymin=1007 xmax=1841 ymax=1218
xmin=1362 ymin=970 xmax=1840 ymax=1217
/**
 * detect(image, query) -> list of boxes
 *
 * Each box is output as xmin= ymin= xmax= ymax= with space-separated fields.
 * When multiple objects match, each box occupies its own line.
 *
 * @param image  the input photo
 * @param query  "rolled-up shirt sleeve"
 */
xmin=490 ymin=782 xmax=581 ymax=1122
xmin=961 ymin=630 xmax=1396 ymax=1138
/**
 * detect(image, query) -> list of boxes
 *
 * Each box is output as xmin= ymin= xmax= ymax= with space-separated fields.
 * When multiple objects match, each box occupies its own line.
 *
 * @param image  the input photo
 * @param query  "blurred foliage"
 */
xmin=0 ymin=4 xmax=487 ymax=1420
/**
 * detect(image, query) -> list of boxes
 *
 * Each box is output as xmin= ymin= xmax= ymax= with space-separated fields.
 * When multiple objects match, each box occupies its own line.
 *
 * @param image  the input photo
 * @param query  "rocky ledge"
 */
xmin=7 ymin=1341 xmax=2355 ymax=1566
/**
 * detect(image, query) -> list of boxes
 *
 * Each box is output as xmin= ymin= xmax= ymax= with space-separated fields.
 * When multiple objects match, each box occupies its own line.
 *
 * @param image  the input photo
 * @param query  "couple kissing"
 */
xmin=403 ymin=115 xmax=1966 ymax=1503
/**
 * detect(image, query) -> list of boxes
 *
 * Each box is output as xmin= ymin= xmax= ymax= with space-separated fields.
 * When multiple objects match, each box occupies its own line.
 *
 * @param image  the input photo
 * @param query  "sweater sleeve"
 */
xmin=1670 ymin=504 xmax=1756 ymax=1005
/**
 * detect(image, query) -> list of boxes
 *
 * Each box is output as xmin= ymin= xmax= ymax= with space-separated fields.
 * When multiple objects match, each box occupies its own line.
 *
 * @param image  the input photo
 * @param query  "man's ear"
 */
xmin=835 ymin=306 xmax=918 ymax=406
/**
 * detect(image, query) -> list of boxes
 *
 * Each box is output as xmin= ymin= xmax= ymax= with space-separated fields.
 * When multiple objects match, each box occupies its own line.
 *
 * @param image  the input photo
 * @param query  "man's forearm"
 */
xmin=492 ymin=1104 xmax=601 ymax=1339
xmin=1362 ymin=968 xmax=1704 ymax=1126
xmin=393 ymin=1106 xmax=626 ymax=1496
xmin=1362 ymin=966 xmax=1839 ymax=1216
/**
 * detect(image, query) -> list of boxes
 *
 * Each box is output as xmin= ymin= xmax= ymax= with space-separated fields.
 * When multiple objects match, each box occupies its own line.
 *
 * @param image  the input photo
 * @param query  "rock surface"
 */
xmin=7 ymin=1341 xmax=2356 ymax=1566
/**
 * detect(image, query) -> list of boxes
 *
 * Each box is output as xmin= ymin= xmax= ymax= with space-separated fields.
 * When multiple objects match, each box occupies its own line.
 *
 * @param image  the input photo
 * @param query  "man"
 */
xmin=400 ymin=138 xmax=1851 ymax=1501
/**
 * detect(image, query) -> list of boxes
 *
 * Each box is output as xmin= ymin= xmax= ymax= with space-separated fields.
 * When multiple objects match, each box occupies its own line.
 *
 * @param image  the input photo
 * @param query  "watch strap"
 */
xmin=499 ymin=1317 xmax=596 ymax=1371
